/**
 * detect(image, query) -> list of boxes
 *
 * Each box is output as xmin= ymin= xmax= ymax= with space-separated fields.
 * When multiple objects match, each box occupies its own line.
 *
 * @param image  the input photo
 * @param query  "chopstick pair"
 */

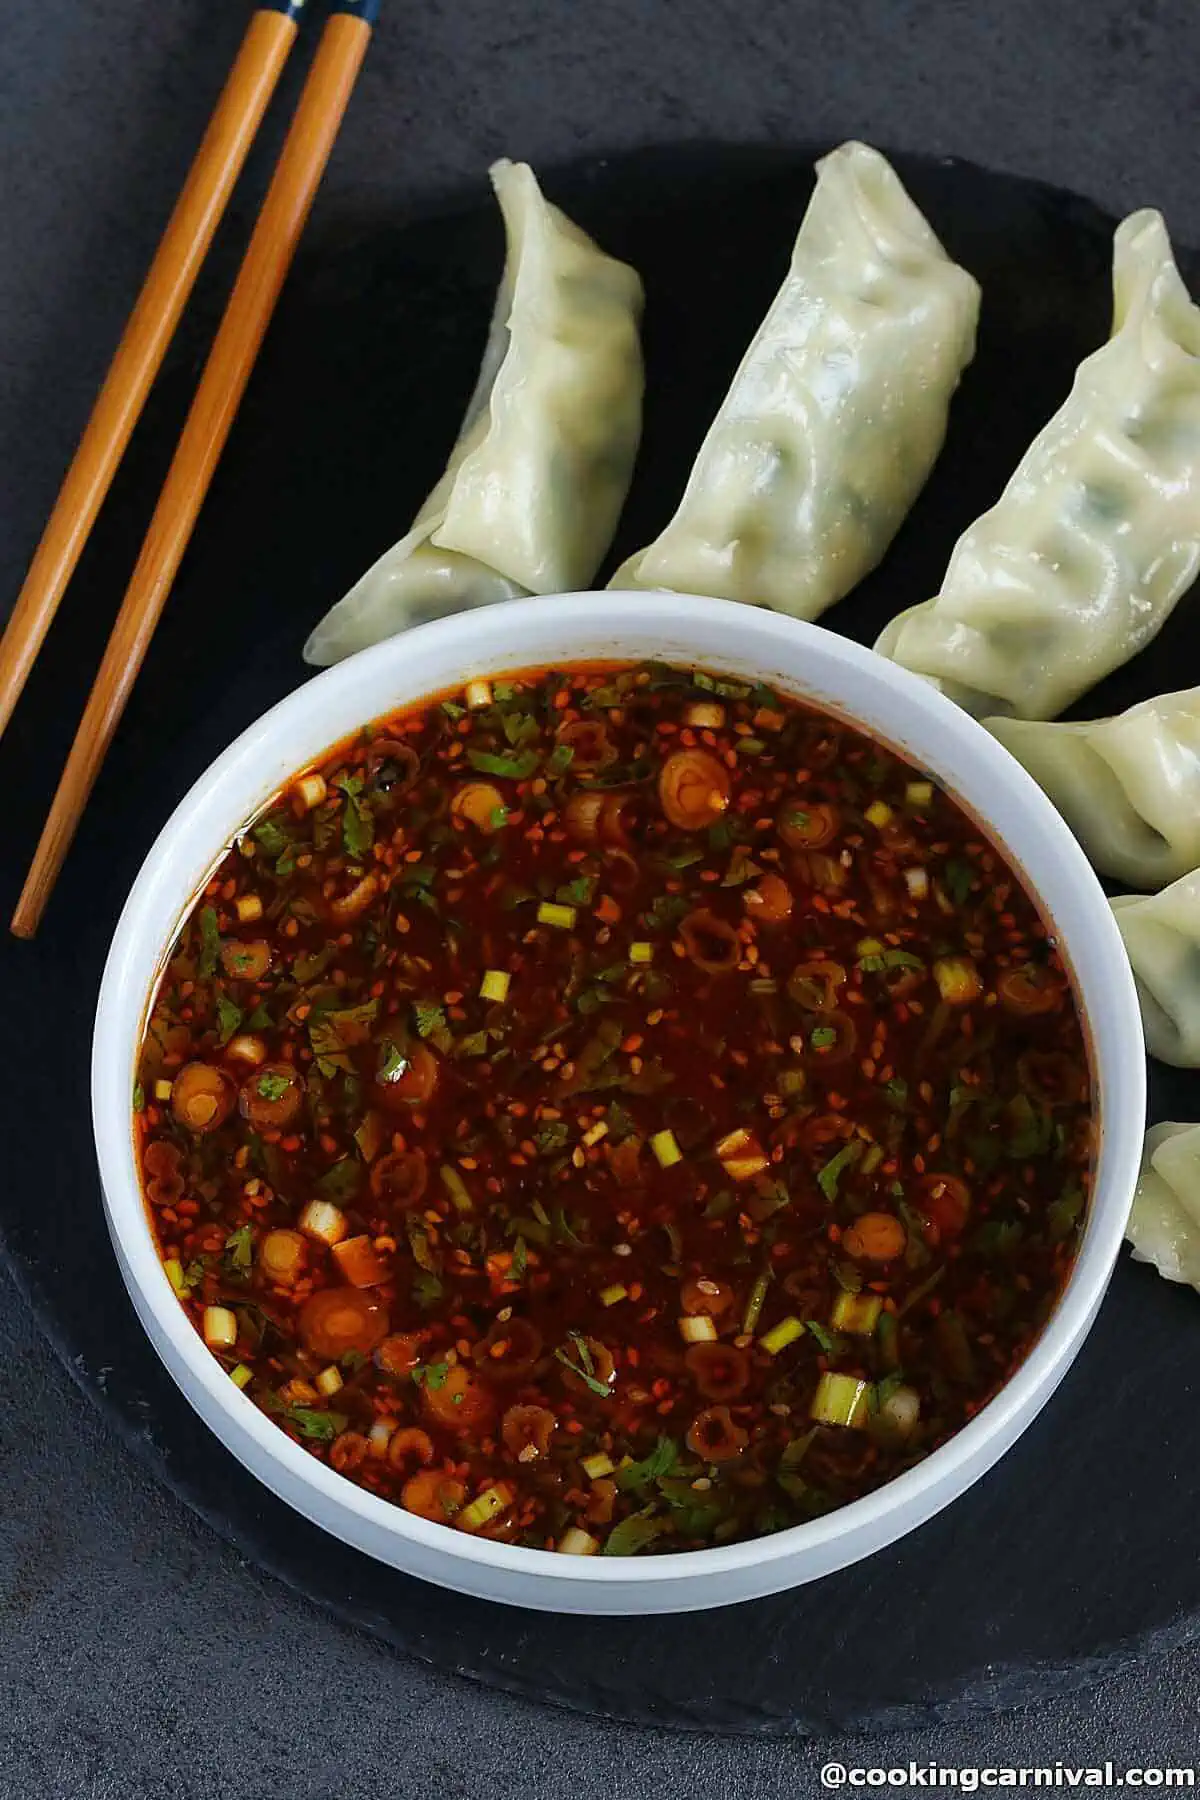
xmin=5 ymin=0 xmax=380 ymax=938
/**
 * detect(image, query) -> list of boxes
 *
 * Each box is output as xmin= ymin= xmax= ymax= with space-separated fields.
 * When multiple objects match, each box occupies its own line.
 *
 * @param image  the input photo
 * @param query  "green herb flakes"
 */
xmin=198 ymin=907 xmax=221 ymax=978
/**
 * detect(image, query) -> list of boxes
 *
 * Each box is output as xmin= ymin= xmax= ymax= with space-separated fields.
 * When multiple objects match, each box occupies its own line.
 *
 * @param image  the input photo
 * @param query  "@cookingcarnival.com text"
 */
xmin=819 ymin=1764 xmax=1196 ymax=1791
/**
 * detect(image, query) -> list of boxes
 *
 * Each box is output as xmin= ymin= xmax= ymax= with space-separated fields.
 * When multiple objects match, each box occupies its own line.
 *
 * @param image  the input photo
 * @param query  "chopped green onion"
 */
xmin=872 ymin=1382 xmax=921 ymax=1436
xmin=229 ymin=1363 xmax=253 ymax=1390
xmin=202 ymin=1306 xmax=238 ymax=1350
xmin=758 ymin=1315 xmax=805 ymax=1356
xmin=629 ymin=941 xmax=655 ymax=964
xmin=906 ymin=781 xmax=934 ymax=806
xmin=163 ymin=1258 xmax=187 ymax=1297
xmin=581 ymin=1452 xmax=615 ymax=1480
xmin=678 ymin=1313 xmax=718 ymax=1343
xmin=598 ymin=1283 xmax=628 ymax=1307
xmin=558 ymin=1527 xmax=601 ymax=1556
xmin=864 ymin=801 xmax=893 ymax=828
xmin=316 ymin=1364 xmax=344 ymax=1397
xmin=831 ymin=1291 xmax=882 ymax=1334
xmin=537 ymin=900 xmax=577 ymax=930
xmin=458 ymin=1484 xmax=513 ymax=1532
xmin=933 ymin=955 xmax=981 ymax=1003
xmin=439 ymin=1165 xmax=473 ymax=1212
xmin=810 ymin=1372 xmax=869 ymax=1429
xmin=817 ymin=1139 xmax=862 ymax=1202
xmin=479 ymin=968 xmax=511 ymax=1003
xmin=741 ymin=1270 xmax=771 ymax=1334
xmin=464 ymin=679 xmax=493 ymax=709
xmin=651 ymin=1129 xmax=682 ymax=1168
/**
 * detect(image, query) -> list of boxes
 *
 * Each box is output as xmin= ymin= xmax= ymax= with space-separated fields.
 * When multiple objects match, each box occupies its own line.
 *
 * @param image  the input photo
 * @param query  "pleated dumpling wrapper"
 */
xmin=878 ymin=210 xmax=1200 ymax=719
xmin=985 ymin=687 xmax=1200 ymax=890
xmin=1112 ymin=869 xmax=1200 ymax=1066
xmin=1128 ymin=1122 xmax=1200 ymax=1288
xmin=304 ymin=161 xmax=644 ymax=666
xmin=610 ymin=141 xmax=980 ymax=617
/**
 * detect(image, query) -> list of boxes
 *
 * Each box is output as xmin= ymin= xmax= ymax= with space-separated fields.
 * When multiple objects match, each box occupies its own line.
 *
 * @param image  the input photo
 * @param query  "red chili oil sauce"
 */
xmin=135 ymin=662 xmax=1093 ymax=1556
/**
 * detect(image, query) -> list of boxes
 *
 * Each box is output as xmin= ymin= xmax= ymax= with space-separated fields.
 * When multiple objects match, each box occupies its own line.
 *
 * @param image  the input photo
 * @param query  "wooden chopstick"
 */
xmin=0 ymin=2 xmax=308 ymax=749
xmin=11 ymin=3 xmax=378 ymax=939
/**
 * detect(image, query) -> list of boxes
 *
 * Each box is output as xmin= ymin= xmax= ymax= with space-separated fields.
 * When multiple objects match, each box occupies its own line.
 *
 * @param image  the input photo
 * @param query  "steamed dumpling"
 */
xmin=1112 ymin=871 xmax=1200 ymax=1065
xmin=610 ymin=141 xmax=980 ymax=617
xmin=985 ymin=688 xmax=1200 ymax=889
xmin=1127 ymin=1122 xmax=1200 ymax=1287
xmin=305 ymin=161 xmax=644 ymax=665
xmin=877 ymin=211 xmax=1200 ymax=719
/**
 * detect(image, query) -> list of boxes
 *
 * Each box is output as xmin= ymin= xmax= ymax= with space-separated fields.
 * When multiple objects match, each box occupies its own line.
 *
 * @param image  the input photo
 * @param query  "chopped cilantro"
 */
xmin=556 ymin=875 xmax=597 ymax=907
xmin=488 ymin=804 xmax=510 ymax=831
xmin=502 ymin=711 xmax=540 ymax=748
xmin=535 ymin=1121 xmax=570 ymax=1154
xmin=643 ymin=893 xmax=692 ymax=932
xmin=307 ymin=999 xmax=378 ymax=1077
xmin=293 ymin=945 xmax=334 ymax=983
xmin=546 ymin=743 xmax=574 ymax=776
xmin=969 ymin=1219 xmax=1025 ymax=1256
xmin=413 ymin=1360 xmax=451 ymax=1391
xmin=413 ymin=999 xmax=447 ymax=1040
xmin=603 ymin=1513 xmax=668 ymax=1556
xmin=252 ymin=818 xmax=290 ymax=859
xmin=883 ymin=1077 xmax=909 ymax=1109
xmin=1047 ymin=1182 xmax=1085 ymax=1243
xmin=132 ymin=1082 xmax=145 ymax=1113
xmin=286 ymin=1406 xmax=348 ymax=1443
xmin=615 ymin=1436 xmax=680 ymax=1495
xmin=412 ymin=1270 xmax=445 ymax=1310
xmin=467 ymin=748 xmax=539 ymax=780
xmin=198 ymin=907 xmax=221 ymax=978
xmin=215 ymin=994 xmax=244 ymax=1045
xmin=554 ymin=1333 xmax=611 ymax=1397
xmin=318 ymin=1160 xmax=361 ymax=1201
xmin=256 ymin=1071 xmax=290 ymax=1102
xmin=666 ymin=844 xmax=705 ymax=870
xmin=810 ymin=1024 xmax=837 ymax=1050
xmin=223 ymin=1225 xmax=253 ymax=1278
xmin=944 ymin=858 xmax=975 ymax=907
xmin=510 ymin=1235 xmax=528 ymax=1281
xmin=336 ymin=774 xmax=375 ymax=858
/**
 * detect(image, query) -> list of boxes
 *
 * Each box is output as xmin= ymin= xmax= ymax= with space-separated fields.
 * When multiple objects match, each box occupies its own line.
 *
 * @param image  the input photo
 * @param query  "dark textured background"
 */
xmin=3 ymin=1 xmax=1200 ymax=1793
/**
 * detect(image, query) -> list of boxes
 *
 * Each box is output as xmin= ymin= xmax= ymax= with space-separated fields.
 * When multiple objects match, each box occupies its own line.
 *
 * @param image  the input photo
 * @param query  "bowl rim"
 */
xmin=92 ymin=590 xmax=1145 ymax=1589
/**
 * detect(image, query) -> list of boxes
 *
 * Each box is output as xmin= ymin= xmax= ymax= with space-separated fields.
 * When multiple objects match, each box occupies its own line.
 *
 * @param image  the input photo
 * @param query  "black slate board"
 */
xmin=3 ymin=144 xmax=1200 ymax=1737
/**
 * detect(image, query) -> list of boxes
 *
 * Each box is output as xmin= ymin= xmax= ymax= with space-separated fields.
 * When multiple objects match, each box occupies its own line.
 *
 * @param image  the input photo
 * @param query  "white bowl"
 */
xmin=93 ymin=591 xmax=1145 ymax=1614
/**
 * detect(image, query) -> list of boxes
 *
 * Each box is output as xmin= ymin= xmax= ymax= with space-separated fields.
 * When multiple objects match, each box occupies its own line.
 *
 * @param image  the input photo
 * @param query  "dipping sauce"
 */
xmin=135 ymin=662 xmax=1092 ymax=1556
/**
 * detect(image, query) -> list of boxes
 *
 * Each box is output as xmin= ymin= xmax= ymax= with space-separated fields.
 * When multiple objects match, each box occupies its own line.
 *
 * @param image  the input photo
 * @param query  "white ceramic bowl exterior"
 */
xmin=93 ymin=592 xmax=1145 ymax=1614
